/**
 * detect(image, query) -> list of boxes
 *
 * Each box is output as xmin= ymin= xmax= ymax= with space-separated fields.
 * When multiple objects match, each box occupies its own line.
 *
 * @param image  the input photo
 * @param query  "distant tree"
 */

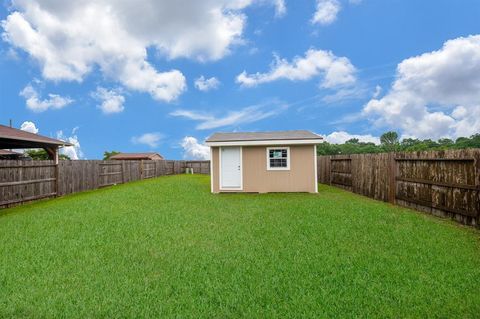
xmin=454 ymin=134 xmax=480 ymax=149
xmin=380 ymin=131 xmax=399 ymax=152
xmin=317 ymin=131 xmax=480 ymax=156
xmin=345 ymin=138 xmax=360 ymax=144
xmin=455 ymin=137 xmax=470 ymax=144
xmin=25 ymin=149 xmax=71 ymax=160
xmin=469 ymin=134 xmax=480 ymax=147
xmin=400 ymin=138 xmax=420 ymax=149
xmin=317 ymin=140 xmax=381 ymax=155
xmin=316 ymin=142 xmax=341 ymax=155
xmin=103 ymin=151 xmax=120 ymax=160
xmin=438 ymin=138 xmax=454 ymax=146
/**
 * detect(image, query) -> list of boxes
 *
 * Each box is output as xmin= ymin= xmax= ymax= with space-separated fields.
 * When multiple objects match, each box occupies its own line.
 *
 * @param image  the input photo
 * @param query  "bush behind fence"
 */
xmin=0 ymin=160 xmax=210 ymax=208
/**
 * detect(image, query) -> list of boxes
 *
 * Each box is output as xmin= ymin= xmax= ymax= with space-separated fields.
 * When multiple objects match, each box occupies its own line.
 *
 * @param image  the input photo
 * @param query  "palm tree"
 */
xmin=380 ymin=131 xmax=399 ymax=152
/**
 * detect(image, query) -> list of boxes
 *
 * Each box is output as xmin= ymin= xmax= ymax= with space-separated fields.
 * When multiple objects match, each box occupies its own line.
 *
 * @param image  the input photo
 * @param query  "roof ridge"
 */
xmin=206 ymin=130 xmax=323 ymax=143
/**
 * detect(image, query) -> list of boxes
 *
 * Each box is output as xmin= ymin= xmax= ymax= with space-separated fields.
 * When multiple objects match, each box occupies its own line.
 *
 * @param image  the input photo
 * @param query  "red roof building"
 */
xmin=109 ymin=152 xmax=164 ymax=160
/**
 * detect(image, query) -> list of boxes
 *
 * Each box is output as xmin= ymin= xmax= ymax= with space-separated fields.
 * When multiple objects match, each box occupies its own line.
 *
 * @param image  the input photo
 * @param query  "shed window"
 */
xmin=267 ymin=147 xmax=290 ymax=170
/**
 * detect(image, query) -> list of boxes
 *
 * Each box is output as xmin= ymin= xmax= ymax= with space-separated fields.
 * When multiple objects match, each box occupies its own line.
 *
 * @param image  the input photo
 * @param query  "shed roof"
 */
xmin=206 ymin=130 xmax=323 ymax=143
xmin=0 ymin=124 xmax=72 ymax=149
xmin=109 ymin=152 xmax=164 ymax=160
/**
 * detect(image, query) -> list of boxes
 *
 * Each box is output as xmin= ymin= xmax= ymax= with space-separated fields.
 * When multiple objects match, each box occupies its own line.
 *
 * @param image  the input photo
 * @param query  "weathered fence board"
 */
xmin=0 ymin=160 xmax=210 ymax=208
xmin=0 ymin=160 xmax=57 ymax=206
xmin=184 ymin=161 xmax=211 ymax=174
xmin=317 ymin=149 xmax=480 ymax=227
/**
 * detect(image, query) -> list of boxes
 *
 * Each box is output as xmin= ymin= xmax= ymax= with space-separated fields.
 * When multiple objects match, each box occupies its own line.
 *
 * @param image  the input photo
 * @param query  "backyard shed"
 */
xmin=205 ymin=130 xmax=323 ymax=193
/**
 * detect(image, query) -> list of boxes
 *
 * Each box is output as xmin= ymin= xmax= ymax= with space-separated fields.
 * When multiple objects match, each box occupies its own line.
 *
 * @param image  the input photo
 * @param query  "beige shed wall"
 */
xmin=211 ymin=147 xmax=220 ymax=192
xmin=211 ymin=145 xmax=316 ymax=193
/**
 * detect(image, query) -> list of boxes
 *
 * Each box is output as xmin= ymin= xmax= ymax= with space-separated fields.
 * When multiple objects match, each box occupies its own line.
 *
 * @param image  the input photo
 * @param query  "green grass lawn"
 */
xmin=0 ymin=175 xmax=479 ymax=318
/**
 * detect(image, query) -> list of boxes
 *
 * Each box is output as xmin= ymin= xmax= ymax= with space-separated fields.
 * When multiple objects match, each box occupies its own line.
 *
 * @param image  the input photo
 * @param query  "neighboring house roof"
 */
xmin=205 ymin=130 xmax=323 ymax=146
xmin=0 ymin=149 xmax=22 ymax=155
xmin=0 ymin=124 xmax=73 ymax=149
xmin=0 ymin=149 xmax=23 ymax=160
xmin=109 ymin=152 xmax=164 ymax=160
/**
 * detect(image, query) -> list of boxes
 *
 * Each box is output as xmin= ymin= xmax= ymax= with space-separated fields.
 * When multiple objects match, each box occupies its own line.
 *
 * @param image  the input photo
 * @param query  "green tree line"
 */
xmin=317 ymin=131 xmax=480 ymax=155
xmin=25 ymin=149 xmax=71 ymax=160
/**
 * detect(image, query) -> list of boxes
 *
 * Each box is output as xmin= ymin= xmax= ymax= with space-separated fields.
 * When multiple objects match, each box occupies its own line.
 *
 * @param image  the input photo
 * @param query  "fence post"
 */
xmin=329 ymin=156 xmax=332 ymax=186
xmin=121 ymin=161 xmax=126 ymax=184
xmin=140 ymin=160 xmax=144 ymax=179
xmin=388 ymin=152 xmax=396 ymax=204
xmin=54 ymin=161 xmax=59 ymax=197
xmin=475 ymin=151 xmax=480 ymax=226
xmin=95 ymin=161 xmax=100 ymax=189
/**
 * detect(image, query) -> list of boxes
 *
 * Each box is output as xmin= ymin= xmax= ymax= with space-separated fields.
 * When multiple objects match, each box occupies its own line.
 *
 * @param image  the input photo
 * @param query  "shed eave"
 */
xmin=205 ymin=139 xmax=324 ymax=147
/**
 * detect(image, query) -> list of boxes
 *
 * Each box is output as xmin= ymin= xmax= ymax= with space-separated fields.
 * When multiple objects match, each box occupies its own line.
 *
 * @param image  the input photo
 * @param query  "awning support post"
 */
xmin=44 ymin=147 xmax=60 ymax=197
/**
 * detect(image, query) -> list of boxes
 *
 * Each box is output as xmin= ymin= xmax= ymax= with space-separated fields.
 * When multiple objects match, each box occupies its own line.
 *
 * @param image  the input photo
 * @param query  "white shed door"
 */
xmin=221 ymin=147 xmax=241 ymax=189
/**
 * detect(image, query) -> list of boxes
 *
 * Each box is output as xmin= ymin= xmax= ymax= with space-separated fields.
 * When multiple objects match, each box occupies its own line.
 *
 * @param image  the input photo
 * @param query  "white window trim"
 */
xmin=219 ymin=146 xmax=243 ymax=191
xmin=266 ymin=146 xmax=290 ymax=171
xmin=210 ymin=147 xmax=214 ymax=193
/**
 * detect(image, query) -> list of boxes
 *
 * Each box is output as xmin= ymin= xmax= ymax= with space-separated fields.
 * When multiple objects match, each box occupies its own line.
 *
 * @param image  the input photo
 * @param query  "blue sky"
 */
xmin=1 ymin=0 xmax=479 ymax=159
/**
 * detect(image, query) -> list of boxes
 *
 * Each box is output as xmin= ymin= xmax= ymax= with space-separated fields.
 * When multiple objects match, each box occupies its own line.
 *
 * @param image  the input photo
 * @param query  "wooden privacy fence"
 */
xmin=0 ymin=160 xmax=210 ymax=208
xmin=317 ymin=149 xmax=480 ymax=227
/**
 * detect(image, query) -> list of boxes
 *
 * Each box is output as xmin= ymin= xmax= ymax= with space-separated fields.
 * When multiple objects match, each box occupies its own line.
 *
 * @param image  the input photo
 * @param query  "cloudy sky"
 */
xmin=1 ymin=0 xmax=479 ymax=159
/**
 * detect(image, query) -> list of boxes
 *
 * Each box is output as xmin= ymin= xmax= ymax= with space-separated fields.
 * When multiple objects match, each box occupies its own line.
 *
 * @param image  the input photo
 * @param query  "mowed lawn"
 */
xmin=0 ymin=175 xmax=479 ymax=318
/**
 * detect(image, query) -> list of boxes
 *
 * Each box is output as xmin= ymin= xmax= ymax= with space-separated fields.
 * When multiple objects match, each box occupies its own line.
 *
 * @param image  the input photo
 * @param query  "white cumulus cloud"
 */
xmin=324 ymin=131 xmax=380 ymax=144
xmin=17 ymin=123 xmax=83 ymax=159
xmin=1 ymin=1 xmax=280 ymax=102
xmin=194 ymin=76 xmax=220 ymax=92
xmin=171 ymin=102 xmax=288 ymax=130
xmin=181 ymin=136 xmax=210 ymax=160
xmin=363 ymin=34 xmax=480 ymax=139
xmin=272 ymin=0 xmax=287 ymax=17
xmin=131 ymin=132 xmax=163 ymax=148
xmin=19 ymin=84 xmax=73 ymax=112
xmin=92 ymin=87 xmax=125 ymax=114
xmin=57 ymin=128 xmax=83 ymax=160
xmin=20 ymin=121 xmax=39 ymax=134
xmin=236 ymin=49 xmax=356 ymax=88
xmin=372 ymin=85 xmax=382 ymax=99
xmin=312 ymin=0 xmax=341 ymax=25
xmin=2 ymin=1 xmax=284 ymax=102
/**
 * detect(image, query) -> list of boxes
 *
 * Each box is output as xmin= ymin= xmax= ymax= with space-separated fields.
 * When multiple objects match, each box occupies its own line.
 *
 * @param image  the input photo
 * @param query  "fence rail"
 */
xmin=0 ymin=160 xmax=210 ymax=208
xmin=317 ymin=149 xmax=480 ymax=227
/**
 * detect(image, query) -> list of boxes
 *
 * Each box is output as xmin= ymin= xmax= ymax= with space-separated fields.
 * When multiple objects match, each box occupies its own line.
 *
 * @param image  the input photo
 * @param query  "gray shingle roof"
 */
xmin=206 ymin=130 xmax=323 ymax=142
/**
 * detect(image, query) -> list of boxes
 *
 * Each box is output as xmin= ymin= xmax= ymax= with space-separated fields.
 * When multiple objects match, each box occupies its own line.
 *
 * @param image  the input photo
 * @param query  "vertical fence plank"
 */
xmin=388 ymin=153 xmax=396 ymax=204
xmin=474 ymin=150 xmax=480 ymax=226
